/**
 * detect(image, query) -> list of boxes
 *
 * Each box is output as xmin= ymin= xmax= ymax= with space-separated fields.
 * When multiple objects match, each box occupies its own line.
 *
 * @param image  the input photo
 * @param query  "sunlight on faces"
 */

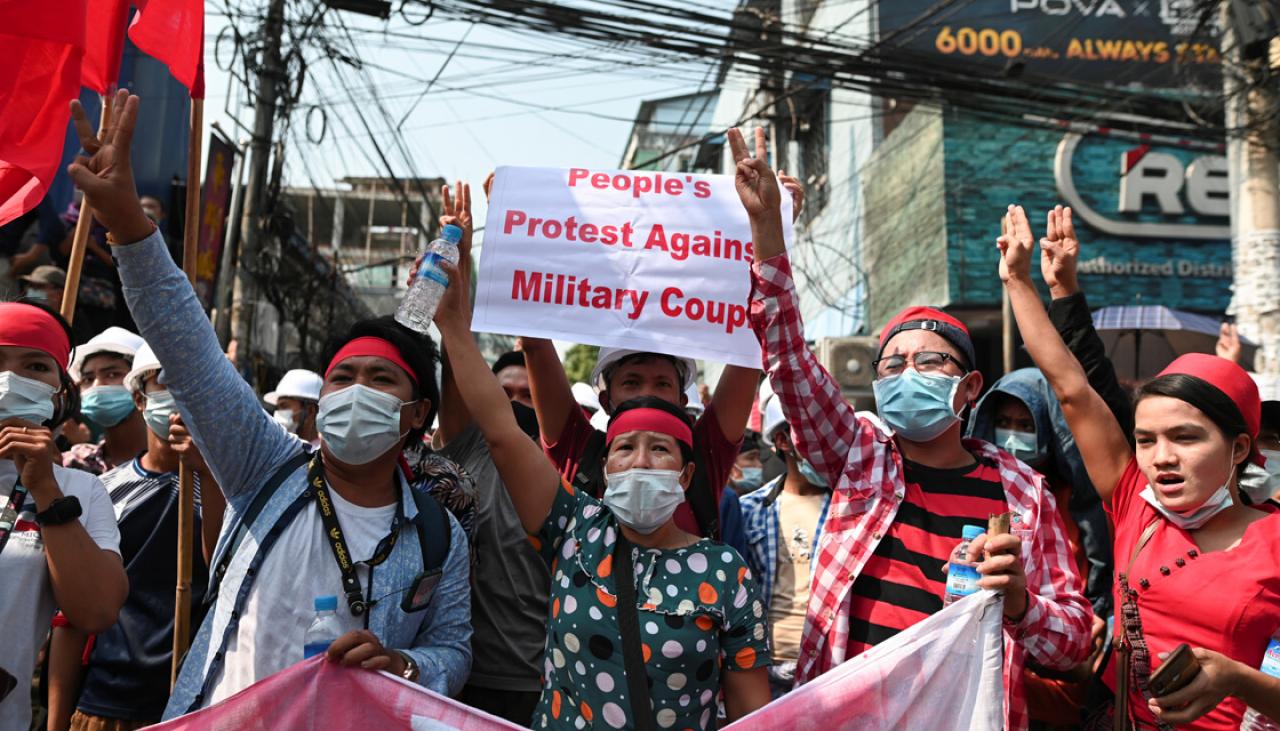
xmin=878 ymin=330 xmax=983 ymax=411
xmin=79 ymin=354 xmax=131 ymax=392
xmin=322 ymin=355 xmax=429 ymax=437
xmin=1134 ymin=395 xmax=1251 ymax=512
xmin=993 ymin=394 xmax=1035 ymax=434
xmin=601 ymin=357 xmax=685 ymax=414
xmin=605 ymin=430 xmax=694 ymax=489
xmin=0 ymin=345 xmax=62 ymax=391
xmin=496 ymin=365 xmax=533 ymax=408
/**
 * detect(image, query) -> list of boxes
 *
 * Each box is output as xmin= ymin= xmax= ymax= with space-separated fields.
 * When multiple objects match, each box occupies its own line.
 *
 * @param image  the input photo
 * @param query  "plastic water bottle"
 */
xmin=1240 ymin=633 xmax=1280 ymax=730
xmin=943 ymin=525 xmax=986 ymax=606
xmin=303 ymin=595 xmax=342 ymax=659
xmin=396 ymin=224 xmax=463 ymax=334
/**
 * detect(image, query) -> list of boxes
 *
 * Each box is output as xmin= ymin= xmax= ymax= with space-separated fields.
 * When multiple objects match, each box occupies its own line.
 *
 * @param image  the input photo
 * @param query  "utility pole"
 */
xmin=229 ymin=0 xmax=287 ymax=377
xmin=1224 ymin=1 xmax=1280 ymax=375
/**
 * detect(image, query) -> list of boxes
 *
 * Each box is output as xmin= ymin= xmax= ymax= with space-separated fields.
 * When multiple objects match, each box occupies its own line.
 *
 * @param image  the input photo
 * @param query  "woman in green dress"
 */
xmin=431 ymin=258 xmax=771 ymax=730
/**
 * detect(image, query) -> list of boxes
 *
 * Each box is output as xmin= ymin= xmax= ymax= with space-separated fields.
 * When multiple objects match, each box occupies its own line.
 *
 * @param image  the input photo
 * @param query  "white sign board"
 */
xmin=473 ymin=166 xmax=792 ymax=368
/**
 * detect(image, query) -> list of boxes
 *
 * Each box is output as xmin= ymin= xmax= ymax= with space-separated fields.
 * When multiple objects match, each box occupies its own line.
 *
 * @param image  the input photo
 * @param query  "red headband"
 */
xmin=0 ymin=303 xmax=71 ymax=371
xmin=605 ymin=407 xmax=693 ymax=449
xmin=325 ymin=336 xmax=418 ymax=385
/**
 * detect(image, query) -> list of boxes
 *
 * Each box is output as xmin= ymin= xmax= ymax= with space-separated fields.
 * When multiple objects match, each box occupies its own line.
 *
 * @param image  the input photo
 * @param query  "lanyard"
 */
xmin=307 ymin=456 xmax=404 ymax=619
xmin=0 ymin=479 xmax=29 ymax=559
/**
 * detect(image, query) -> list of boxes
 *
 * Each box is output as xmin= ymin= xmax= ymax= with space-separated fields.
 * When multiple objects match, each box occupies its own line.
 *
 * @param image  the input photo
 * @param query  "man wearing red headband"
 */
xmin=727 ymin=128 xmax=1090 ymax=729
xmin=64 ymin=90 xmax=472 ymax=719
xmin=0 ymin=302 xmax=128 ymax=730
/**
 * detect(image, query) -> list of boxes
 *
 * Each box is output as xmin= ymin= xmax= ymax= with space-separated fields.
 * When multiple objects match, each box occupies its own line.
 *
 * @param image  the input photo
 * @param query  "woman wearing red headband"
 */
xmin=1000 ymin=205 xmax=1280 ymax=729
xmin=432 ymin=243 xmax=771 ymax=728
xmin=0 ymin=301 xmax=128 ymax=729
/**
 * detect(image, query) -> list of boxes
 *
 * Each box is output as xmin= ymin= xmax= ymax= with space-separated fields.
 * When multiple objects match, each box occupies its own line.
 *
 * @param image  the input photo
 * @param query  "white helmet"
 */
xmin=590 ymin=347 xmax=698 ymax=392
xmin=123 ymin=343 xmax=162 ymax=395
xmin=265 ymin=369 xmax=323 ymax=406
xmin=70 ymin=327 xmax=144 ymax=382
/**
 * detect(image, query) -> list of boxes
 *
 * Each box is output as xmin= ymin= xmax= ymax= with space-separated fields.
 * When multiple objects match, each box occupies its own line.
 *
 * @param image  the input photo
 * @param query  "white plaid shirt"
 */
xmin=749 ymin=254 xmax=1092 ymax=730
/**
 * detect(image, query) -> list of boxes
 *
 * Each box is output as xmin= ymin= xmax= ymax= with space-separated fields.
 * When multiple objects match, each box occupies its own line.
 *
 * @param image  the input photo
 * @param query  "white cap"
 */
xmin=762 ymin=394 xmax=787 ymax=440
xmin=265 ymin=369 xmax=323 ymax=406
xmin=684 ymin=383 xmax=704 ymax=416
xmin=571 ymin=382 xmax=601 ymax=413
xmin=124 ymin=343 xmax=162 ymax=394
xmin=590 ymin=347 xmax=698 ymax=392
xmin=70 ymin=327 xmax=145 ymax=381
xmin=589 ymin=406 xmax=611 ymax=433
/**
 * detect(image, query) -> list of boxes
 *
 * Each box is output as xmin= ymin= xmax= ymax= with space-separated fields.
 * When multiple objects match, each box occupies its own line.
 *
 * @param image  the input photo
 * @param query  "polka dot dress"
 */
xmin=529 ymin=480 xmax=770 ymax=730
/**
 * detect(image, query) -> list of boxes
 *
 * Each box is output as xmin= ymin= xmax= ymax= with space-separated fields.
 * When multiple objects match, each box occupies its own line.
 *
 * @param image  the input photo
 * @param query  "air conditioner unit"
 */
xmin=817 ymin=336 xmax=879 ymax=410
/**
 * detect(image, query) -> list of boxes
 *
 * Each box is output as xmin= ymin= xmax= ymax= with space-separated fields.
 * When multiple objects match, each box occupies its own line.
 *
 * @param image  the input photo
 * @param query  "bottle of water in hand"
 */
xmin=303 ymin=595 xmax=342 ymax=659
xmin=396 ymin=224 xmax=464 ymax=334
xmin=943 ymin=525 xmax=986 ymax=606
xmin=1241 ymin=632 xmax=1280 ymax=730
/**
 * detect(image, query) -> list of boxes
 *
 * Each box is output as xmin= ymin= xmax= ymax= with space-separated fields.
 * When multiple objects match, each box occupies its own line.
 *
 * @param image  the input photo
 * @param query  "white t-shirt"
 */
xmin=0 ymin=460 xmax=120 ymax=731
xmin=207 ymin=487 xmax=397 ymax=704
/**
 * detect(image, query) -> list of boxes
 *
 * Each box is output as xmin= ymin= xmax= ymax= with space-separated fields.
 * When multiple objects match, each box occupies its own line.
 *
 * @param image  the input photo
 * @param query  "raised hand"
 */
xmin=432 ymin=259 xmax=472 ymax=333
xmin=997 ymin=204 xmax=1036 ymax=284
xmin=65 ymin=89 xmax=153 ymax=244
xmin=406 ymin=180 xmax=472 ymax=286
xmin=727 ymin=127 xmax=782 ymax=221
xmin=1215 ymin=322 xmax=1243 ymax=365
xmin=0 ymin=420 xmax=59 ymax=506
xmin=1040 ymin=205 xmax=1080 ymax=298
xmin=168 ymin=414 xmax=208 ymax=474
xmin=778 ymin=169 xmax=804 ymax=223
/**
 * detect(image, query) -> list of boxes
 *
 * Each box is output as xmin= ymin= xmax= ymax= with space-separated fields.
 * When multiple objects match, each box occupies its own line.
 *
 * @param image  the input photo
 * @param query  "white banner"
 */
xmin=473 ymin=166 xmax=793 ymax=368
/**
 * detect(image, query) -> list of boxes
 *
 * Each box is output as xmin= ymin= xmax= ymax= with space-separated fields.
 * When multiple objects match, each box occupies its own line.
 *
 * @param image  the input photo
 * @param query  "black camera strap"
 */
xmin=0 ymin=479 xmax=28 ymax=559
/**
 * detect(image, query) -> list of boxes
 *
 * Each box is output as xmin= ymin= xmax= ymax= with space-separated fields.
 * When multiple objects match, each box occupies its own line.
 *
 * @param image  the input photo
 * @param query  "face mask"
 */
xmin=603 ymin=468 xmax=686 ymax=534
xmin=512 ymin=400 xmax=540 ymax=440
xmin=24 ymin=289 xmax=48 ymax=303
xmin=143 ymin=390 xmax=177 ymax=439
xmin=1238 ymin=448 xmax=1280 ymax=504
xmin=1140 ymin=453 xmax=1236 ymax=530
xmin=734 ymin=466 xmax=764 ymax=491
xmin=81 ymin=385 xmax=137 ymax=427
xmin=273 ymin=408 xmax=298 ymax=434
xmin=317 ymin=384 xmax=409 ymax=466
xmin=796 ymin=458 xmax=829 ymax=488
xmin=873 ymin=369 xmax=964 ymax=443
xmin=995 ymin=427 xmax=1041 ymax=464
xmin=0 ymin=371 xmax=56 ymax=425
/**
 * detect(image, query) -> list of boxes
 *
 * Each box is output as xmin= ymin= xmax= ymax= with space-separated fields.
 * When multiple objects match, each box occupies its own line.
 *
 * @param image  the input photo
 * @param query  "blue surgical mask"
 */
xmin=0 ymin=371 xmax=56 ymax=425
xmin=81 ymin=385 xmax=137 ymax=427
xmin=994 ymin=427 xmax=1041 ymax=464
xmin=734 ymin=466 xmax=764 ymax=491
xmin=873 ymin=369 xmax=964 ymax=442
xmin=317 ymin=384 xmax=409 ymax=465
xmin=796 ymin=458 xmax=829 ymax=488
xmin=143 ymin=390 xmax=177 ymax=439
xmin=23 ymin=289 xmax=49 ymax=303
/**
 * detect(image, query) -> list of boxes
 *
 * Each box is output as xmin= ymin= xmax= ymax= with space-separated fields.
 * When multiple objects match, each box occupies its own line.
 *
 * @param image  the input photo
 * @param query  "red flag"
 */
xmin=0 ymin=0 xmax=87 ymax=227
xmin=129 ymin=0 xmax=205 ymax=99
xmin=82 ymin=0 xmax=130 ymax=94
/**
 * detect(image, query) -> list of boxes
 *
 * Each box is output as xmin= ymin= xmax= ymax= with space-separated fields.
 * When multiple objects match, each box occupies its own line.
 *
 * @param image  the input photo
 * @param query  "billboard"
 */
xmin=877 ymin=0 xmax=1220 ymax=88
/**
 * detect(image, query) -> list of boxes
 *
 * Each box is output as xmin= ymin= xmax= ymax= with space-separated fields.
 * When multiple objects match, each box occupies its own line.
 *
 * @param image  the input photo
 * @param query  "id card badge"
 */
xmin=400 ymin=568 xmax=443 ymax=613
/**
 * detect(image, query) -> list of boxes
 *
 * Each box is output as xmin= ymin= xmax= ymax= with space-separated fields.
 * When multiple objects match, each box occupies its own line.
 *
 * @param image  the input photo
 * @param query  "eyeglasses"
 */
xmin=872 ymin=351 xmax=968 ymax=378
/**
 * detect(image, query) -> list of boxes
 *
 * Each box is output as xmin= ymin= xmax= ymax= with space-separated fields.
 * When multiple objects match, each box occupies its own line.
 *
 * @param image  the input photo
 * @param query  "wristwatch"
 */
xmin=395 ymin=651 xmax=420 ymax=683
xmin=36 ymin=496 xmax=82 ymax=526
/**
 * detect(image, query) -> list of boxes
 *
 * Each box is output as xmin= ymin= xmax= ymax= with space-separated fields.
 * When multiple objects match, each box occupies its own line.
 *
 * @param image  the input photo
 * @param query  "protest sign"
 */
xmin=473 ymin=166 xmax=793 ymax=368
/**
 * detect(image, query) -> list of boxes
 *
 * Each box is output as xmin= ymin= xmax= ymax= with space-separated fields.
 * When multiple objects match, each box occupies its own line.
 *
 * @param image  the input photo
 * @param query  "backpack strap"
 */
xmin=572 ymin=429 xmax=609 ymax=499
xmin=685 ymin=431 xmax=721 ymax=541
xmin=207 ymin=448 xmax=312 ymax=602
xmin=613 ymin=532 xmax=656 ymax=731
xmin=409 ymin=484 xmax=451 ymax=572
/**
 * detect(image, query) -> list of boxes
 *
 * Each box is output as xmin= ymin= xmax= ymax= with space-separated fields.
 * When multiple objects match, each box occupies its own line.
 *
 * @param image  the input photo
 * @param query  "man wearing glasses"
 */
xmin=726 ymin=126 xmax=1090 ymax=730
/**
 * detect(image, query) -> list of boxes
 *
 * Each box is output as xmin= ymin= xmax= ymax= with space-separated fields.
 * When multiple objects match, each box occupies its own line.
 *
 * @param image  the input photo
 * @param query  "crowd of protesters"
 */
xmin=0 ymin=89 xmax=1277 ymax=731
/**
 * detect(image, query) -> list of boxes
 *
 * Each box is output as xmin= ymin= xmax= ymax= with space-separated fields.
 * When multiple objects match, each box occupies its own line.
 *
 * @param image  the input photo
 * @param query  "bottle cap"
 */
xmin=961 ymin=525 xmax=986 ymax=541
xmin=314 ymin=595 xmax=338 ymax=612
xmin=441 ymin=224 xmax=463 ymax=244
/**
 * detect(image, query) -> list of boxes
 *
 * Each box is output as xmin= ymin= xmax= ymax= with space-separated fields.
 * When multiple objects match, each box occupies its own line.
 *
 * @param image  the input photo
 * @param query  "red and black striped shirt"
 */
xmin=845 ymin=454 xmax=1008 ymax=657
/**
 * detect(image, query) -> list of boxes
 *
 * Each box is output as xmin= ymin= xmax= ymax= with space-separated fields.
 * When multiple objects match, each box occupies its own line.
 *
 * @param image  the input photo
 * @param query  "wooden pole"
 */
xmin=1001 ymin=287 xmax=1014 ymax=375
xmin=60 ymin=93 xmax=114 ymax=324
xmin=172 ymin=97 xmax=203 ymax=689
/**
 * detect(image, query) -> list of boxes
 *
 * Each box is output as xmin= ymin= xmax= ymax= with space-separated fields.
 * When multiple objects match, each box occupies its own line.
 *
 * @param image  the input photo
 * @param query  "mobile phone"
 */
xmin=1148 ymin=643 xmax=1201 ymax=697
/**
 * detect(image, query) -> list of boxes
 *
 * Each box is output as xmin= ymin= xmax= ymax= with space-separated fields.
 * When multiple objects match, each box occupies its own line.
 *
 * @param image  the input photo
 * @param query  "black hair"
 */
xmin=607 ymin=395 xmax=695 ymax=465
xmin=1139 ymin=373 xmax=1251 ymax=474
xmin=324 ymin=316 xmax=440 ymax=444
xmin=491 ymin=350 xmax=526 ymax=376
xmin=1261 ymin=402 xmax=1280 ymax=434
xmin=11 ymin=297 xmax=79 ymax=428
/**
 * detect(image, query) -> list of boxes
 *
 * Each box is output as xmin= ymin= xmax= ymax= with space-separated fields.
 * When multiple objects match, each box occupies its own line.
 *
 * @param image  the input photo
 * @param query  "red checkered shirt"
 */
xmin=749 ymin=254 xmax=1092 ymax=730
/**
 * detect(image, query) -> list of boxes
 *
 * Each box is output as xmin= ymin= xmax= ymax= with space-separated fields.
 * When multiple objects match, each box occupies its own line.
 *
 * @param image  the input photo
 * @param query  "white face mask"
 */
xmin=995 ymin=427 xmax=1041 ymax=464
xmin=316 ymin=384 xmax=409 ymax=466
xmin=1140 ymin=454 xmax=1237 ymax=530
xmin=0 ymin=371 xmax=57 ymax=425
xmin=603 ymin=468 xmax=686 ymax=534
xmin=273 ymin=408 xmax=298 ymax=434
xmin=1238 ymin=448 xmax=1280 ymax=504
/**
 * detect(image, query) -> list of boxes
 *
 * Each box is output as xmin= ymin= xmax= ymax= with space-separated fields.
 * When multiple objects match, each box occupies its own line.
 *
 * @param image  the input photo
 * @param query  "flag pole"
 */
xmin=60 ymin=92 xmax=114 ymax=323
xmin=172 ymin=96 xmax=203 ymax=689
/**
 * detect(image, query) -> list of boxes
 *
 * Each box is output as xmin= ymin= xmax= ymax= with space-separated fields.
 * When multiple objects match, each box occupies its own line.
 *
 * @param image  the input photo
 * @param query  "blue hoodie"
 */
xmin=968 ymin=368 xmax=1113 ymax=616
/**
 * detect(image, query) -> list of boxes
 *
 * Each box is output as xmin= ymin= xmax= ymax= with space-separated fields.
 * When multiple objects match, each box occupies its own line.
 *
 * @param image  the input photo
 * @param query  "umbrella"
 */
xmin=1091 ymin=305 xmax=1257 ymax=382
